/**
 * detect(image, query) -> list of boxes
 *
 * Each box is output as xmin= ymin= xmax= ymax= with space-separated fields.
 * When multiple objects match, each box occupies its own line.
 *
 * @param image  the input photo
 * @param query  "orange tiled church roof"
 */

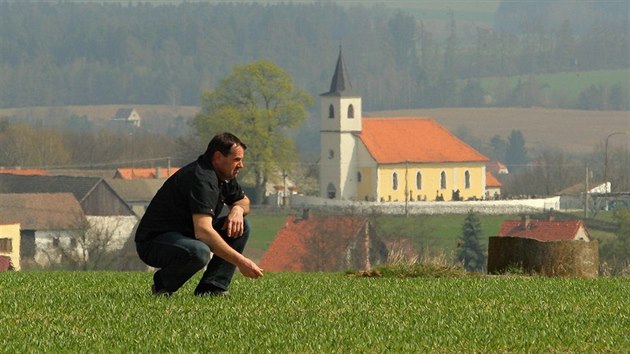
xmin=358 ymin=118 xmax=489 ymax=164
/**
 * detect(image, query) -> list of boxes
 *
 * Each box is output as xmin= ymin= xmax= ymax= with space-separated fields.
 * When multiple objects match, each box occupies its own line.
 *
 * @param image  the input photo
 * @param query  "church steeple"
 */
xmin=319 ymin=46 xmax=362 ymax=200
xmin=323 ymin=46 xmax=353 ymax=96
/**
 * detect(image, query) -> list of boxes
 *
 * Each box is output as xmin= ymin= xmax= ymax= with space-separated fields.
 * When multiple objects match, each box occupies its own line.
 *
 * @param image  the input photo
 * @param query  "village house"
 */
xmin=0 ymin=223 xmax=20 ymax=270
xmin=485 ymin=171 xmax=502 ymax=200
xmin=0 ymin=193 xmax=86 ymax=267
xmin=111 ymin=108 xmax=141 ymax=128
xmin=319 ymin=48 xmax=490 ymax=202
xmin=0 ymin=174 xmax=134 ymax=216
xmin=260 ymin=211 xmax=388 ymax=272
xmin=0 ymin=174 xmax=138 ymax=268
xmin=498 ymin=215 xmax=591 ymax=242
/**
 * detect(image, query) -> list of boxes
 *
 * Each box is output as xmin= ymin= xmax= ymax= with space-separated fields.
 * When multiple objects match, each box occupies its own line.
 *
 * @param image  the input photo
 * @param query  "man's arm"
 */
xmin=192 ymin=212 xmax=263 ymax=279
xmin=224 ymin=195 xmax=250 ymax=237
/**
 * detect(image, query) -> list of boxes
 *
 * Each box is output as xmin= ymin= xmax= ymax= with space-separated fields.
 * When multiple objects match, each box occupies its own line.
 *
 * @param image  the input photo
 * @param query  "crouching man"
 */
xmin=135 ymin=132 xmax=263 ymax=296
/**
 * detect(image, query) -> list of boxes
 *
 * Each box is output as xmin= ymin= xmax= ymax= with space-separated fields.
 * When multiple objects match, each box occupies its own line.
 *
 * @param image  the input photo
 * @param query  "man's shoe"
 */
xmin=194 ymin=283 xmax=229 ymax=297
xmin=151 ymin=284 xmax=172 ymax=297
xmin=195 ymin=289 xmax=229 ymax=297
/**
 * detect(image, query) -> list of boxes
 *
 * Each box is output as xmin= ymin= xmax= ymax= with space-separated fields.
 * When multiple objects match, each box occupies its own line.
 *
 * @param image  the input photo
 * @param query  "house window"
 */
xmin=357 ymin=171 xmax=362 ymax=182
xmin=465 ymin=170 xmax=471 ymax=189
xmin=348 ymin=104 xmax=354 ymax=118
xmin=0 ymin=238 xmax=12 ymax=252
xmin=328 ymin=149 xmax=334 ymax=159
xmin=416 ymin=171 xmax=422 ymax=189
xmin=440 ymin=171 xmax=447 ymax=189
xmin=392 ymin=172 xmax=398 ymax=191
xmin=328 ymin=104 xmax=335 ymax=118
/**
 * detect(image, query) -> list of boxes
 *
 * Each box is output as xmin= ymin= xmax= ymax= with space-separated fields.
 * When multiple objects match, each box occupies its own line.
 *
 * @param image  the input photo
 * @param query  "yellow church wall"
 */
xmin=357 ymin=167 xmax=375 ymax=201
xmin=375 ymin=162 xmax=486 ymax=202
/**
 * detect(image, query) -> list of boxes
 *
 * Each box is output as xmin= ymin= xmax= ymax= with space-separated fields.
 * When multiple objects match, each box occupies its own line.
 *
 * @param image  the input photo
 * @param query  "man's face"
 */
xmin=213 ymin=144 xmax=245 ymax=180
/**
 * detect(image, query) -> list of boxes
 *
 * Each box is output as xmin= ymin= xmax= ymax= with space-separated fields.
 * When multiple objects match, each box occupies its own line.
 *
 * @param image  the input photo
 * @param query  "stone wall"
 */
xmin=290 ymin=195 xmax=560 ymax=215
xmin=487 ymin=236 xmax=599 ymax=277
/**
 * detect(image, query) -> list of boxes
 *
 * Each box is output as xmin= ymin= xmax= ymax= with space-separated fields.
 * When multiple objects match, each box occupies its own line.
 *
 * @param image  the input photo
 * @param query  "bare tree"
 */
xmin=46 ymin=216 xmax=133 ymax=270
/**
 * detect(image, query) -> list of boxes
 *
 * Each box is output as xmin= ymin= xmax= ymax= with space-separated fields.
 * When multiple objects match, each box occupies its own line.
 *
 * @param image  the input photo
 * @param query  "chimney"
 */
xmin=520 ymin=214 xmax=530 ymax=230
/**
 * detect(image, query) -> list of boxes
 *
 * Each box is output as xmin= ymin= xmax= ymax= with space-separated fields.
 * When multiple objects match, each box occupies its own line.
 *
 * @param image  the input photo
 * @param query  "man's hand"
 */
xmin=223 ymin=205 xmax=245 ymax=237
xmin=237 ymin=256 xmax=264 ymax=279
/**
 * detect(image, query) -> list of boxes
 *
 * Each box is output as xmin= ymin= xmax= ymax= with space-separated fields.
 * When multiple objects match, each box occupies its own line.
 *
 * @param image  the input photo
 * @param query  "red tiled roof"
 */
xmin=358 ymin=118 xmax=489 ymax=164
xmin=498 ymin=219 xmax=588 ymax=242
xmin=486 ymin=172 xmax=502 ymax=187
xmin=115 ymin=167 xmax=179 ymax=180
xmin=0 ymin=168 xmax=47 ymax=176
xmin=260 ymin=214 xmax=368 ymax=272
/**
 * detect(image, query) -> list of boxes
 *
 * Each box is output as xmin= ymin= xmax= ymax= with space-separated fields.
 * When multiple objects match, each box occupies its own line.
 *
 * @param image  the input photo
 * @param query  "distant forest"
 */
xmin=0 ymin=1 xmax=627 ymax=111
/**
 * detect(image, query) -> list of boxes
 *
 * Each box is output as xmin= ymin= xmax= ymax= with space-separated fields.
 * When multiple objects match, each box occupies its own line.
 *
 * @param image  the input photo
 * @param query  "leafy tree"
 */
xmin=456 ymin=210 xmax=486 ymax=272
xmin=460 ymin=79 xmax=485 ymax=107
xmin=192 ymin=60 xmax=313 ymax=204
xmin=0 ymin=123 xmax=70 ymax=167
xmin=600 ymin=210 xmax=630 ymax=274
xmin=505 ymin=129 xmax=528 ymax=173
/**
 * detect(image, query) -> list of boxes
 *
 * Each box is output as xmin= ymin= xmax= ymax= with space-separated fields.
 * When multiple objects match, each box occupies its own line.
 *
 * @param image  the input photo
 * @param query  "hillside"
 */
xmin=368 ymin=107 xmax=628 ymax=155
xmin=2 ymin=105 xmax=625 ymax=156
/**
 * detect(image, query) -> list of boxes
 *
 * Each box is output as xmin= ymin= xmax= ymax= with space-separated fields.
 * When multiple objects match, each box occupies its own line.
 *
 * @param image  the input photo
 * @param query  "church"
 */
xmin=319 ymin=48 xmax=490 ymax=202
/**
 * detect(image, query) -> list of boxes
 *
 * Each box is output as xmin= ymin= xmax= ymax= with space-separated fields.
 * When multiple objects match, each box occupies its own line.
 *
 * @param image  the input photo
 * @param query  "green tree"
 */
xmin=505 ymin=129 xmax=528 ymax=173
xmin=192 ymin=60 xmax=313 ymax=204
xmin=0 ymin=123 xmax=70 ymax=167
xmin=489 ymin=134 xmax=507 ymax=162
xmin=600 ymin=210 xmax=630 ymax=273
xmin=456 ymin=210 xmax=486 ymax=272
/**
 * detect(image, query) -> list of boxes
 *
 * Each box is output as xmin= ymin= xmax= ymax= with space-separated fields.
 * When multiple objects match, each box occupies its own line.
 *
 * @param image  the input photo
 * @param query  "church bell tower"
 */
xmin=319 ymin=47 xmax=362 ymax=200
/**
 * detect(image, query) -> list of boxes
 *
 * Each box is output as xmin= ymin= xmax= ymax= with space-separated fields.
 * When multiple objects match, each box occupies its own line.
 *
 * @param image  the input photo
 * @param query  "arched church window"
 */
xmin=440 ymin=171 xmax=447 ymax=189
xmin=328 ymin=149 xmax=334 ymax=159
xmin=347 ymin=104 xmax=354 ymax=118
xmin=392 ymin=172 xmax=398 ymax=190
xmin=416 ymin=171 xmax=422 ymax=189
xmin=357 ymin=171 xmax=362 ymax=182
xmin=328 ymin=104 xmax=335 ymax=119
xmin=465 ymin=170 xmax=471 ymax=189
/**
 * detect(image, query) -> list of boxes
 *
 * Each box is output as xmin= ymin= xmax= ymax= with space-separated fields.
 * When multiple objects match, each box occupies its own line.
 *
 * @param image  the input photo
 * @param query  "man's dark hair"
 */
xmin=205 ymin=132 xmax=247 ymax=157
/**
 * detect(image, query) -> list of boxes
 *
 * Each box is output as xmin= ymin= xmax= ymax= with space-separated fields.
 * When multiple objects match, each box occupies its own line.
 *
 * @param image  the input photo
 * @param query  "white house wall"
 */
xmin=86 ymin=215 xmax=138 ymax=251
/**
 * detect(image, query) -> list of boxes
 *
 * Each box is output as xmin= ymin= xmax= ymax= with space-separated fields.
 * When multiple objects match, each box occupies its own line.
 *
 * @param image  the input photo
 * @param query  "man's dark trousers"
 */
xmin=136 ymin=217 xmax=250 ymax=293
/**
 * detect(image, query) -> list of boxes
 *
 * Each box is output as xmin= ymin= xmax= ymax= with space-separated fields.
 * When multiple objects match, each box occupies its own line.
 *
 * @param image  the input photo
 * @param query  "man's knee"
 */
xmin=189 ymin=242 xmax=212 ymax=268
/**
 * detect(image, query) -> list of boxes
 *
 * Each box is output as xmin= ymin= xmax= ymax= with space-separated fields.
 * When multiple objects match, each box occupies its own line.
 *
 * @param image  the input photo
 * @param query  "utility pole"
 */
xmin=404 ymin=161 xmax=409 ymax=217
xmin=584 ymin=167 xmax=589 ymax=219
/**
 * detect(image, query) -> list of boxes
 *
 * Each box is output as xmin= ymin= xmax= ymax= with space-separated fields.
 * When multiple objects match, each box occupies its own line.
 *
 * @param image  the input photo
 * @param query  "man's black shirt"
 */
xmin=135 ymin=154 xmax=245 ymax=242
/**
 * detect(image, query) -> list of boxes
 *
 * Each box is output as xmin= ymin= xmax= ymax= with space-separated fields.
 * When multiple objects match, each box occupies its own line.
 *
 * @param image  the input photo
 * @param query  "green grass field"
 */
xmin=1 ymin=271 xmax=629 ymax=352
